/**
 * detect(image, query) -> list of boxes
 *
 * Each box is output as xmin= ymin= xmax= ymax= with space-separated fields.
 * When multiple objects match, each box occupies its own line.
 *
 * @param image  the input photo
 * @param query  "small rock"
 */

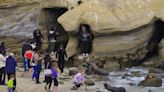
xmin=69 ymin=68 xmax=78 ymax=76
xmin=70 ymin=86 xmax=77 ymax=90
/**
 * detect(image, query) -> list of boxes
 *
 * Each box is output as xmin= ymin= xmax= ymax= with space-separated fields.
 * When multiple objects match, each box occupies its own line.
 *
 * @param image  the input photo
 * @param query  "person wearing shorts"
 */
xmin=51 ymin=61 xmax=58 ymax=92
xmin=73 ymin=69 xmax=85 ymax=92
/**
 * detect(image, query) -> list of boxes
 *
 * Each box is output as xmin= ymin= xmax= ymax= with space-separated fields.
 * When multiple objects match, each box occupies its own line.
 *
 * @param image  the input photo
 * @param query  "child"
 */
xmin=73 ymin=68 xmax=85 ymax=92
xmin=7 ymin=75 xmax=15 ymax=92
xmin=51 ymin=61 xmax=58 ymax=92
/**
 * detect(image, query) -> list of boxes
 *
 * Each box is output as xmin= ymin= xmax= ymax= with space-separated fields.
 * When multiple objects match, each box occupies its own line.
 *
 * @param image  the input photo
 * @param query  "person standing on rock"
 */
xmin=79 ymin=24 xmax=93 ymax=56
xmin=48 ymin=27 xmax=59 ymax=53
xmin=56 ymin=44 xmax=67 ymax=73
xmin=6 ymin=53 xmax=17 ymax=91
xmin=0 ymin=51 xmax=6 ymax=85
xmin=33 ymin=29 xmax=44 ymax=51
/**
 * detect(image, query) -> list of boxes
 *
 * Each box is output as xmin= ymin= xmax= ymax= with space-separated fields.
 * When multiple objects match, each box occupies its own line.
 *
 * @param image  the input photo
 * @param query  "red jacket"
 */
xmin=24 ymin=50 xmax=33 ymax=60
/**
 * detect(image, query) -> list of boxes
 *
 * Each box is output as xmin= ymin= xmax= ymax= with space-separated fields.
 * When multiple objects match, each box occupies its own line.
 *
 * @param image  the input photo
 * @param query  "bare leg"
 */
xmin=28 ymin=68 xmax=33 ymax=77
xmin=52 ymin=86 xmax=57 ymax=92
xmin=77 ymin=88 xmax=80 ymax=92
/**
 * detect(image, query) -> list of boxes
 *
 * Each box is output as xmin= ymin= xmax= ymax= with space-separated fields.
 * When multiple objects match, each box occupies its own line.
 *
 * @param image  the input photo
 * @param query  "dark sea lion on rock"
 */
xmin=104 ymin=83 xmax=126 ymax=92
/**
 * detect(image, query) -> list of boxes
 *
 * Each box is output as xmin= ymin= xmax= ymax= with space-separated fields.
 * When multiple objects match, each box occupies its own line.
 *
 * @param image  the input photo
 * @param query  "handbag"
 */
xmin=44 ymin=69 xmax=52 ymax=76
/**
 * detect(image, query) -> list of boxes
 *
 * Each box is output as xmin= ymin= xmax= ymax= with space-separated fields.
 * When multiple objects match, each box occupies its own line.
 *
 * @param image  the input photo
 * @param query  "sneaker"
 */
xmin=85 ymin=53 xmax=89 ymax=56
xmin=36 ymin=82 xmax=41 ymax=84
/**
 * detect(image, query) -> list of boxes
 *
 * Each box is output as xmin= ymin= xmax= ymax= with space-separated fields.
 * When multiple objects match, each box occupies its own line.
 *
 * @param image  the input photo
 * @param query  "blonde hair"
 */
xmin=52 ymin=60 xmax=58 ymax=70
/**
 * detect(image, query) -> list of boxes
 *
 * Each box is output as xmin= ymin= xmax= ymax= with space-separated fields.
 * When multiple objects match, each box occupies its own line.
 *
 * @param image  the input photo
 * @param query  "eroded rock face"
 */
xmin=58 ymin=0 xmax=164 ymax=33
xmin=1 ymin=0 xmax=164 ymax=64
xmin=0 ymin=1 xmax=40 ymax=38
xmin=0 ymin=0 xmax=69 ymax=38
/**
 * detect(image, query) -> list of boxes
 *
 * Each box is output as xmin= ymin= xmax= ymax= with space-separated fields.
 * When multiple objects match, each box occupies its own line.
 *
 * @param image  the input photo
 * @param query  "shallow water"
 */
xmin=106 ymin=67 xmax=164 ymax=88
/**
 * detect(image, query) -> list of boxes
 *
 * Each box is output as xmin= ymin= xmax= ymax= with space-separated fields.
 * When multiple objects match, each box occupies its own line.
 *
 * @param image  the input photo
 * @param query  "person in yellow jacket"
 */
xmin=7 ymin=75 xmax=15 ymax=92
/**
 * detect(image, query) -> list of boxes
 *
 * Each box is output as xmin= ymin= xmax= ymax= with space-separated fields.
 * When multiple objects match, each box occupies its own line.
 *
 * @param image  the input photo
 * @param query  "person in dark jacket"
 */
xmin=56 ymin=44 xmax=67 ymax=73
xmin=22 ymin=42 xmax=33 ymax=72
xmin=0 ymin=42 xmax=6 ymax=56
xmin=78 ymin=24 xmax=93 ymax=56
xmin=6 ymin=53 xmax=17 ymax=91
xmin=48 ymin=27 xmax=59 ymax=53
xmin=33 ymin=29 xmax=44 ymax=51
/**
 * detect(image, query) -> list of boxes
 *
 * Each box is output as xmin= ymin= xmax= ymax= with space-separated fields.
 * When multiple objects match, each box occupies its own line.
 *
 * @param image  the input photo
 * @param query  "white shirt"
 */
xmin=0 ymin=54 xmax=6 ymax=68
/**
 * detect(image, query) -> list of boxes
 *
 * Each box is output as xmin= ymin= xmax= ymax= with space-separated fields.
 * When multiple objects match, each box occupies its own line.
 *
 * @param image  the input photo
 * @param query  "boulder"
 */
xmin=69 ymin=69 xmax=78 ymax=76
xmin=58 ymin=0 xmax=164 ymax=32
xmin=138 ymin=73 xmax=162 ymax=87
xmin=70 ymin=86 xmax=77 ymax=90
xmin=104 ymin=83 xmax=126 ymax=92
xmin=103 ymin=60 xmax=120 ymax=71
xmin=84 ymin=79 xmax=95 ymax=86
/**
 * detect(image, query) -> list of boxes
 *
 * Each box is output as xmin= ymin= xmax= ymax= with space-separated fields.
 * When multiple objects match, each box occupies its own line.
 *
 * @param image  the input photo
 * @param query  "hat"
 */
xmin=9 ymin=53 xmax=14 ymax=57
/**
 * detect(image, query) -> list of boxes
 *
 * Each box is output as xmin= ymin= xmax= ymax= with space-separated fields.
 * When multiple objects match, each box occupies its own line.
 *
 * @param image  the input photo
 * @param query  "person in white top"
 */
xmin=0 ymin=52 xmax=6 ymax=85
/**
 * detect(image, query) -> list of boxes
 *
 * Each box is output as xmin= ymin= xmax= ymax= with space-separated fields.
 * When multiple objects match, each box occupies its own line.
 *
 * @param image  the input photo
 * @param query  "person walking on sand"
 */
xmin=31 ymin=50 xmax=40 ymax=81
xmin=22 ymin=41 xmax=33 ymax=72
xmin=56 ymin=44 xmax=67 ymax=73
xmin=6 ymin=53 xmax=17 ymax=91
xmin=51 ymin=61 xmax=58 ymax=92
xmin=24 ymin=50 xmax=34 ymax=76
xmin=0 ymin=51 xmax=6 ymax=85
xmin=35 ymin=52 xmax=43 ymax=84
xmin=44 ymin=49 xmax=52 ymax=82
xmin=7 ymin=74 xmax=15 ymax=92
xmin=73 ymin=68 xmax=85 ymax=92
xmin=44 ymin=59 xmax=52 ymax=91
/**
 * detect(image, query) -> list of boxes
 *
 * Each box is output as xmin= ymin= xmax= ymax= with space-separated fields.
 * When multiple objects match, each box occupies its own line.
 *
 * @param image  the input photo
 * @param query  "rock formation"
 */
xmin=1 ymin=0 xmax=164 ymax=63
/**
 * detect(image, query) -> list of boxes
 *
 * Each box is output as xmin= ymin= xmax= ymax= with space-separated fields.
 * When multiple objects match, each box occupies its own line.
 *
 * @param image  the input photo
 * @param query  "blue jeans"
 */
xmin=32 ymin=66 xmax=37 ymax=80
xmin=36 ymin=64 xmax=42 ymax=83
xmin=8 ymin=88 xmax=13 ymax=92
xmin=23 ymin=58 xmax=28 ymax=72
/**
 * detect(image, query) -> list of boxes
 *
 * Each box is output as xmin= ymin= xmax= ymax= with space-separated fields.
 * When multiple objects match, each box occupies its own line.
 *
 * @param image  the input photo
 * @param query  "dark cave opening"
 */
xmin=138 ymin=19 xmax=164 ymax=65
xmin=146 ymin=19 xmax=164 ymax=58
xmin=42 ymin=7 xmax=69 ymax=50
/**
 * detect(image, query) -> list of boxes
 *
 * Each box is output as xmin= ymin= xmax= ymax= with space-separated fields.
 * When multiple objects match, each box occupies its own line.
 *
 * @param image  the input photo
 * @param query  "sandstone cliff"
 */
xmin=0 ymin=0 xmax=164 ymax=62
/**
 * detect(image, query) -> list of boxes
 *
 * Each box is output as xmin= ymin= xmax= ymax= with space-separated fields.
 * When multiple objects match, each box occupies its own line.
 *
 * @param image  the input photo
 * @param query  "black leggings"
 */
xmin=0 ymin=67 xmax=6 ymax=84
xmin=46 ymin=77 xmax=58 ymax=89
xmin=58 ymin=60 xmax=64 ymax=73
xmin=46 ymin=76 xmax=52 ymax=89
xmin=7 ymin=73 xmax=16 ymax=91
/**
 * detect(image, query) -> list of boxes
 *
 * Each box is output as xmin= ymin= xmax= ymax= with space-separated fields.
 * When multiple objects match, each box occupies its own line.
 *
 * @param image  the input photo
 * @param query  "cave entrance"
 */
xmin=146 ymin=19 xmax=164 ymax=58
xmin=132 ymin=19 xmax=164 ymax=66
xmin=42 ymin=7 xmax=69 ymax=51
